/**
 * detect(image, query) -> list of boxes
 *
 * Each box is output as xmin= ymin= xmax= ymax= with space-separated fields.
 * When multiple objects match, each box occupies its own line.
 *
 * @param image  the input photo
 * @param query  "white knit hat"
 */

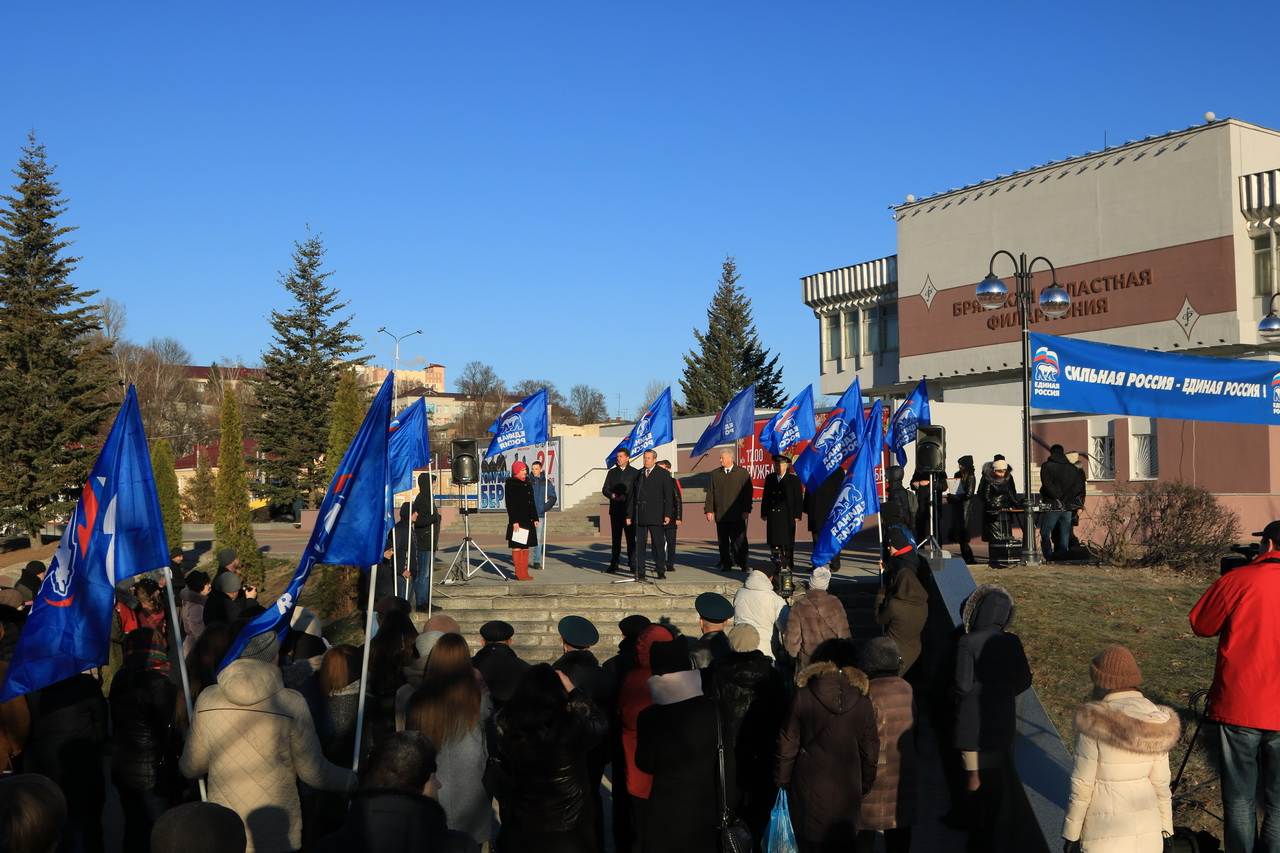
xmin=810 ymin=566 xmax=832 ymax=591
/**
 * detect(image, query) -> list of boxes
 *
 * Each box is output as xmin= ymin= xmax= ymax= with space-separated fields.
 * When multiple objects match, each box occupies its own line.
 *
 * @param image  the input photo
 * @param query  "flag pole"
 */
xmin=541 ymin=401 xmax=551 ymax=569
xmin=426 ymin=458 xmax=435 ymax=615
xmin=163 ymin=572 xmax=207 ymax=801
xmin=352 ymin=560 xmax=378 ymax=772
xmin=405 ymin=473 xmax=418 ymax=608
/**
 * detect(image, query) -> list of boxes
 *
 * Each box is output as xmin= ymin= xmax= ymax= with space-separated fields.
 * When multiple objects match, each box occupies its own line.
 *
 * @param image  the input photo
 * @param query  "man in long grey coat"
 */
xmin=705 ymin=448 xmax=753 ymax=572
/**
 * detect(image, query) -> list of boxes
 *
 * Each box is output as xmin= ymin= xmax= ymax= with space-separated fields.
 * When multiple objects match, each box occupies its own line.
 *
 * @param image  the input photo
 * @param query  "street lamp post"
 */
xmin=975 ymin=251 xmax=1071 ymax=567
xmin=1259 ymin=293 xmax=1280 ymax=340
xmin=377 ymin=326 xmax=423 ymax=409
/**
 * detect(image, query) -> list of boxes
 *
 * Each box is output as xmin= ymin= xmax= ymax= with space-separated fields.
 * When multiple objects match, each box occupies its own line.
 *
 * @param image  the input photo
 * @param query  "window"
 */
xmin=1256 ymin=233 xmax=1275 ymax=297
xmin=882 ymin=303 xmax=899 ymax=352
xmin=1130 ymin=418 xmax=1158 ymax=479
xmin=824 ymin=314 xmax=840 ymax=361
xmin=866 ymin=303 xmax=899 ymax=355
xmin=1088 ymin=419 xmax=1115 ymax=480
xmin=843 ymin=310 xmax=860 ymax=358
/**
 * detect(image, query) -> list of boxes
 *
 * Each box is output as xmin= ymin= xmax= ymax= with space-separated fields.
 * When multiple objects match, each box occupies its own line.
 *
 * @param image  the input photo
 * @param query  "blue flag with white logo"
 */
xmin=389 ymin=397 xmax=430 ymax=494
xmin=606 ymin=386 xmax=674 ymax=467
xmin=886 ymin=379 xmax=931 ymax=466
xmin=793 ymin=378 xmax=862 ymax=491
xmin=812 ymin=399 xmax=883 ymax=568
xmin=759 ymin=385 xmax=816 ymax=456
xmin=692 ymin=385 xmax=756 ymax=457
xmin=485 ymin=389 xmax=549 ymax=457
xmin=220 ymin=374 xmax=393 ymax=671
xmin=0 ymin=387 xmax=169 ymax=700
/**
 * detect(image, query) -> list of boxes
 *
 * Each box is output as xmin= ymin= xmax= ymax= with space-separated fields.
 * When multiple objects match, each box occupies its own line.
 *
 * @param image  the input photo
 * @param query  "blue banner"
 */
xmin=812 ymin=401 xmax=883 ymax=568
xmin=1029 ymin=333 xmax=1280 ymax=426
xmin=606 ymin=386 xmax=674 ymax=466
xmin=389 ymin=397 xmax=430 ymax=494
xmin=221 ymin=374 xmax=393 ymax=670
xmin=759 ymin=385 xmax=816 ymax=456
xmin=692 ymin=385 xmax=756 ymax=457
xmin=1 ymin=387 xmax=169 ymax=700
xmin=794 ymin=378 xmax=862 ymax=491
xmin=485 ymin=389 xmax=549 ymax=457
xmin=886 ymin=379 xmax=931 ymax=466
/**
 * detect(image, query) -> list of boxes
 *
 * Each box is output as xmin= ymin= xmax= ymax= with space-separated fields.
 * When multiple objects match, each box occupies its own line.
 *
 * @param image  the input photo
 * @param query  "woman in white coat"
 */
xmin=1062 ymin=645 xmax=1181 ymax=853
xmin=733 ymin=567 xmax=786 ymax=659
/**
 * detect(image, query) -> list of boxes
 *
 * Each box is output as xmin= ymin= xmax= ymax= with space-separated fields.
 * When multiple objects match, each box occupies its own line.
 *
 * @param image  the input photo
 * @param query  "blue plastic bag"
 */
xmin=766 ymin=788 xmax=799 ymax=853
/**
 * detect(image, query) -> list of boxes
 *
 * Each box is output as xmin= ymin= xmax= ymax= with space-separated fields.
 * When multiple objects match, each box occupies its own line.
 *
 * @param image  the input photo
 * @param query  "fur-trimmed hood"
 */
xmin=795 ymin=661 xmax=869 ymax=715
xmin=1075 ymin=691 xmax=1181 ymax=755
xmin=962 ymin=583 xmax=1015 ymax=633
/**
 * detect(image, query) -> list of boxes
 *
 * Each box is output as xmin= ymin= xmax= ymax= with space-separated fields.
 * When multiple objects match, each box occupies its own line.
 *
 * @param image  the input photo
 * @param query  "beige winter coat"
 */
xmin=179 ymin=658 xmax=357 ymax=853
xmin=1062 ymin=691 xmax=1180 ymax=853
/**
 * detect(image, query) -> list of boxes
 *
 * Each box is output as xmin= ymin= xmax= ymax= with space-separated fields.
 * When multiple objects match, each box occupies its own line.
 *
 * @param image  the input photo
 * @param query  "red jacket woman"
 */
xmin=617 ymin=624 xmax=673 ymax=800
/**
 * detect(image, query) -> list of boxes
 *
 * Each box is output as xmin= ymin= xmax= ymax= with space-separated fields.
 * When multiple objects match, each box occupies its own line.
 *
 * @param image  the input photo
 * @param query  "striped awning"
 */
xmin=801 ymin=255 xmax=897 ymax=311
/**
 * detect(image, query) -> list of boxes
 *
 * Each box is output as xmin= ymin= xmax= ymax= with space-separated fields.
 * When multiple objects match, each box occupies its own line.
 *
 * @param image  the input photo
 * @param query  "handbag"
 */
xmin=715 ymin=703 xmax=754 ymax=853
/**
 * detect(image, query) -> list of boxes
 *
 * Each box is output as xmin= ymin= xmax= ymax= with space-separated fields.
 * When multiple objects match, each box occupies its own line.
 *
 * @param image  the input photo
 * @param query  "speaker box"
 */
xmin=451 ymin=439 xmax=478 ymax=485
xmin=915 ymin=425 xmax=946 ymax=474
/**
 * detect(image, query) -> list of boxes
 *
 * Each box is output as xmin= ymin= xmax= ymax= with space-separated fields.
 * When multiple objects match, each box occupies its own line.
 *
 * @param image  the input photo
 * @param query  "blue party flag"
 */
xmin=691 ymin=385 xmax=756 ymax=457
xmin=759 ymin=385 xmax=816 ymax=456
xmin=812 ymin=399 xmax=884 ymax=568
xmin=793 ymin=378 xmax=862 ymax=491
xmin=886 ymin=379 xmax=931 ymax=466
xmin=388 ymin=397 xmax=430 ymax=494
xmin=485 ymin=389 xmax=549 ymax=457
xmin=606 ymin=387 xmax=674 ymax=467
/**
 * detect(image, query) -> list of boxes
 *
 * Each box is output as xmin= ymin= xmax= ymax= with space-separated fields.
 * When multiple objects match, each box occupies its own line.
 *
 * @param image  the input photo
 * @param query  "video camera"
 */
xmin=1221 ymin=542 xmax=1260 ymax=576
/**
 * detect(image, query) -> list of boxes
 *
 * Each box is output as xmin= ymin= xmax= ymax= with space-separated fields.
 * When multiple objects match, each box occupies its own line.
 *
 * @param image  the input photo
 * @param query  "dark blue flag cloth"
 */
xmin=812 ymin=399 xmax=883 ymax=568
xmin=220 ymin=374 xmax=394 ymax=671
xmin=485 ymin=389 xmax=549 ymax=457
xmin=691 ymin=385 xmax=756 ymax=457
xmin=794 ymin=378 xmax=862 ymax=491
xmin=605 ymin=386 xmax=674 ymax=467
xmin=1 ymin=387 xmax=169 ymax=700
xmin=389 ymin=397 xmax=430 ymax=494
xmin=759 ymin=385 xmax=816 ymax=456
xmin=886 ymin=379 xmax=931 ymax=466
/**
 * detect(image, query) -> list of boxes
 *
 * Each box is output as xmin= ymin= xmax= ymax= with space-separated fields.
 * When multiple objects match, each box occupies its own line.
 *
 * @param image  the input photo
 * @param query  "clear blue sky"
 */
xmin=6 ymin=2 xmax=1279 ymax=418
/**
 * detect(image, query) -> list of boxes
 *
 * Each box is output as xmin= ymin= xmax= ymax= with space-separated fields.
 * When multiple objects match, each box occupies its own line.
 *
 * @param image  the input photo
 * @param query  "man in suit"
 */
xmin=603 ymin=449 xmax=640 ymax=574
xmin=705 ymin=448 xmax=753 ymax=572
xmin=627 ymin=450 xmax=675 ymax=582
xmin=658 ymin=459 xmax=682 ymax=573
xmin=761 ymin=453 xmax=804 ymax=577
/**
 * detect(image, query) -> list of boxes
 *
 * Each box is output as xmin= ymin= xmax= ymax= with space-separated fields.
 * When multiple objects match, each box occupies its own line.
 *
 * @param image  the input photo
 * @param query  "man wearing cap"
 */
xmin=214 ymin=548 xmax=240 ymax=577
xmin=1191 ymin=519 xmax=1280 ymax=852
xmin=13 ymin=560 xmax=45 ymax=603
xmin=689 ymin=591 xmax=734 ymax=671
xmin=706 ymin=449 xmax=753 ymax=573
xmin=553 ymin=614 xmax=609 ymax=843
xmin=627 ymin=450 xmax=675 ymax=583
xmin=761 ymin=454 xmax=804 ymax=575
xmin=472 ymin=620 xmax=529 ymax=709
xmin=603 ymin=449 xmax=641 ymax=574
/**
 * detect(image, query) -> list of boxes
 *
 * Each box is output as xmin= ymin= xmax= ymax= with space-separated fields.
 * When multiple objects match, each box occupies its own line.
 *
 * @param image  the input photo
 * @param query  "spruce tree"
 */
xmin=150 ymin=439 xmax=183 ymax=554
xmin=322 ymin=367 xmax=366 ymax=487
xmin=678 ymin=256 xmax=785 ymax=414
xmin=0 ymin=134 xmax=113 ymax=537
xmin=186 ymin=447 xmax=216 ymax=523
xmin=254 ymin=233 xmax=364 ymax=512
xmin=214 ymin=390 xmax=261 ymax=583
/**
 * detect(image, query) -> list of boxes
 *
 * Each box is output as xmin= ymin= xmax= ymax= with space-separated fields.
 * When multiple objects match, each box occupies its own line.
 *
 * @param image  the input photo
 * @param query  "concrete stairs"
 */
xmin=418 ymin=580 xmax=740 ymax=661
xmin=440 ymin=500 xmax=604 ymax=539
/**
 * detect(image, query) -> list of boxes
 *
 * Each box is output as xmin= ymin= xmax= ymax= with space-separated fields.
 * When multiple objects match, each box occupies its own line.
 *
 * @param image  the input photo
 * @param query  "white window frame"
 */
xmin=1255 ymin=231 xmax=1277 ymax=297
xmin=1129 ymin=417 xmax=1158 ymax=481
xmin=1087 ymin=417 xmax=1115 ymax=481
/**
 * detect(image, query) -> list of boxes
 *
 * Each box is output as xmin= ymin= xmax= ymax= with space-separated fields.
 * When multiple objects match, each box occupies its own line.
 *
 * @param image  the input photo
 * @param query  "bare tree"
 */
xmin=455 ymin=361 xmax=510 ymax=438
xmin=569 ymin=384 xmax=608 ymax=425
xmin=456 ymin=361 xmax=505 ymax=397
xmin=512 ymin=379 xmax=567 ymax=412
xmin=113 ymin=337 xmax=205 ymax=456
xmin=639 ymin=379 xmax=667 ymax=414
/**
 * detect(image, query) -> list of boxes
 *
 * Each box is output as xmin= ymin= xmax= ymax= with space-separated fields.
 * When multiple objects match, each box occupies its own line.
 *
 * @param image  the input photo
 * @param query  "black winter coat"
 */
xmin=635 ymin=686 xmax=721 ymax=853
xmin=24 ymin=674 xmax=108 ymax=820
xmin=954 ymin=585 xmax=1032 ymax=753
xmin=689 ymin=630 xmax=732 ymax=673
xmin=711 ymin=650 xmax=788 ymax=830
xmin=805 ymin=469 xmax=845 ymax=534
xmin=202 ymin=588 xmax=245 ymax=627
xmin=670 ymin=480 xmax=683 ymax=525
xmin=108 ymin=667 xmax=177 ymax=791
xmin=603 ymin=465 xmax=640 ymax=517
xmin=505 ymin=476 xmax=539 ymax=549
xmin=627 ymin=466 xmax=675 ymax=527
xmin=775 ymin=663 xmax=879 ymax=846
xmin=314 ymin=789 xmax=471 ymax=853
xmin=473 ymin=643 xmax=530 ymax=708
xmin=762 ymin=471 xmax=804 ymax=547
xmin=1039 ymin=449 xmax=1084 ymax=509
xmin=487 ymin=688 xmax=607 ymax=852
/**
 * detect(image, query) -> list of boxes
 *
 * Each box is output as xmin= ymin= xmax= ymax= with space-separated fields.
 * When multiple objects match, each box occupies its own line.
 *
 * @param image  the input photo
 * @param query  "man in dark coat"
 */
xmin=552 ymin=616 xmax=609 ymax=853
xmin=657 ymin=460 xmax=681 ymax=572
xmin=805 ymin=469 xmax=845 ymax=571
xmin=910 ymin=466 xmax=948 ymax=544
xmin=380 ymin=502 xmax=417 ymax=600
xmin=704 ymin=448 xmax=753 ymax=572
xmin=635 ymin=640 xmax=721 ymax=853
xmin=411 ymin=471 xmax=441 ymax=610
xmin=688 ymin=591 xmax=734 ymax=675
xmin=626 ymin=450 xmax=675 ymax=582
xmin=1038 ymin=444 xmax=1084 ymax=561
xmin=761 ymin=454 xmax=804 ymax=573
xmin=13 ymin=560 xmax=45 ymax=603
xmin=201 ymin=571 xmax=249 ymax=627
xmin=472 ymin=621 xmax=530 ymax=709
xmin=603 ymin=449 xmax=641 ymax=574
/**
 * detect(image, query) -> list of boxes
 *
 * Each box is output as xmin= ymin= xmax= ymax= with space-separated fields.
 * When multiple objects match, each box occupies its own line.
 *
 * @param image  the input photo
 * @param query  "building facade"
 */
xmin=803 ymin=117 xmax=1280 ymax=532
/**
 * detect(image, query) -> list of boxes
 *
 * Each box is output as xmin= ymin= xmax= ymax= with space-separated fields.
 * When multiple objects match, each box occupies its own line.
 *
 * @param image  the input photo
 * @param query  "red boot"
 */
xmin=513 ymin=549 xmax=532 ymax=581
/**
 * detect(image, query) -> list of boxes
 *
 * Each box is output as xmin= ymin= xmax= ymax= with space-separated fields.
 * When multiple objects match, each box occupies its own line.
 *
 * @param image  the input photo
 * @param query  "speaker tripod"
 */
xmin=442 ymin=504 xmax=509 ymax=585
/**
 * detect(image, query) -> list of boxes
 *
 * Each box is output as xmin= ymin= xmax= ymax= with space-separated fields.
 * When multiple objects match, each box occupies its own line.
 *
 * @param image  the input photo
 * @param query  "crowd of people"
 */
xmin=2 ymin=486 xmax=1279 ymax=852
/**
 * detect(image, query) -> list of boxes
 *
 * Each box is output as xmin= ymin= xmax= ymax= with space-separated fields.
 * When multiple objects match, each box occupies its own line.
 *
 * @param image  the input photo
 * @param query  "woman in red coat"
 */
xmin=616 ymin=624 xmax=673 ymax=850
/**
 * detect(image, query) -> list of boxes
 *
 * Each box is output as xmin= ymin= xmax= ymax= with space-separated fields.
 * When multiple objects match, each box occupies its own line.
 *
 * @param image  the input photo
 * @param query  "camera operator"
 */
xmin=1189 ymin=520 xmax=1280 ymax=853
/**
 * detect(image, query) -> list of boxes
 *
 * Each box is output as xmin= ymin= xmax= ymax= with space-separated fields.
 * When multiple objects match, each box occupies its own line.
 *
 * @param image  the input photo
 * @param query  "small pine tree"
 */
xmin=150 ymin=439 xmax=183 ymax=554
xmin=0 ymin=133 xmax=114 ymax=537
xmin=214 ymin=390 xmax=261 ymax=584
xmin=186 ymin=448 xmax=216 ymax=523
xmin=322 ymin=367 xmax=366 ymax=488
xmin=678 ymin=256 xmax=785 ymax=414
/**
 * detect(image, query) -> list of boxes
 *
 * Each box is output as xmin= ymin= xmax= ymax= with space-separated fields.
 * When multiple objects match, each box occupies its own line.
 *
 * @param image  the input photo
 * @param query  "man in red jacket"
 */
xmin=1190 ymin=519 xmax=1280 ymax=853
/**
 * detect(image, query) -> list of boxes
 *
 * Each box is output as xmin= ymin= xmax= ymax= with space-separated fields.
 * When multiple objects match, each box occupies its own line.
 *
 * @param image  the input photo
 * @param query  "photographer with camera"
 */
xmin=1189 ymin=520 xmax=1280 ymax=853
